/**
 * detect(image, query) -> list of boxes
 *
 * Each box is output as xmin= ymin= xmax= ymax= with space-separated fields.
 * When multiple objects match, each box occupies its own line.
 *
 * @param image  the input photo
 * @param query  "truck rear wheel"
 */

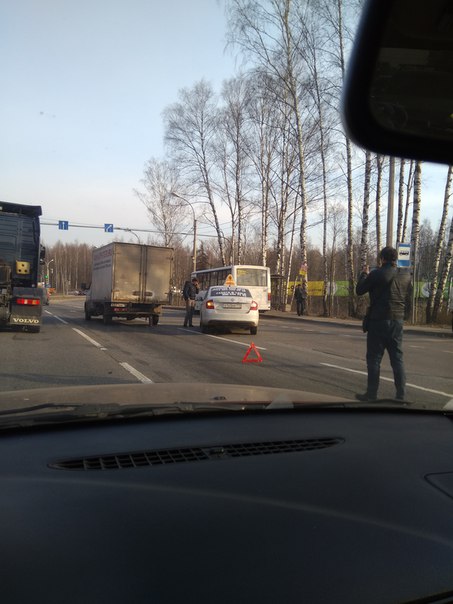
xmin=149 ymin=315 xmax=159 ymax=326
xmin=84 ymin=305 xmax=91 ymax=321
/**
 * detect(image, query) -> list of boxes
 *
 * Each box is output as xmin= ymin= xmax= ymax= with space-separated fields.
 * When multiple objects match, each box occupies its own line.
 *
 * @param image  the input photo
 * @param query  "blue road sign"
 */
xmin=104 ymin=223 xmax=114 ymax=233
xmin=58 ymin=220 xmax=69 ymax=230
xmin=397 ymin=242 xmax=411 ymax=267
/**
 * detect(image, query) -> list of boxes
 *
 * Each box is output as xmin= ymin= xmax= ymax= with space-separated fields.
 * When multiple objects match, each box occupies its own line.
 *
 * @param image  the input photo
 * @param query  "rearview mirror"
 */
xmin=342 ymin=0 xmax=453 ymax=165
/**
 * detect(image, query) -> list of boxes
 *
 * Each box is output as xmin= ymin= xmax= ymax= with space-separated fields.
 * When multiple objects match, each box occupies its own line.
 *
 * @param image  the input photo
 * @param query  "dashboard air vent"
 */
xmin=49 ymin=437 xmax=344 ymax=471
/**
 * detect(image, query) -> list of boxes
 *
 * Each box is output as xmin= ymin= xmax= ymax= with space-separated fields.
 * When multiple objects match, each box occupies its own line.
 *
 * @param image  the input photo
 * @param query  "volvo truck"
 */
xmin=0 ymin=201 xmax=45 ymax=332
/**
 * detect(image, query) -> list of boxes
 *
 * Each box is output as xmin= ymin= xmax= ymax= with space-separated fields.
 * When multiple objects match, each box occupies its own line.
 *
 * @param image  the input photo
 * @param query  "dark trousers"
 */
xmin=366 ymin=319 xmax=406 ymax=399
xmin=296 ymin=299 xmax=306 ymax=316
xmin=184 ymin=299 xmax=195 ymax=326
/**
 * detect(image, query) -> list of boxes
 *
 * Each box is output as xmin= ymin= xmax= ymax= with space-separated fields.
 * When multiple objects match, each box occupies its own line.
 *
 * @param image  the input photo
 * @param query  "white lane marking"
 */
xmin=177 ymin=327 xmax=266 ymax=350
xmin=443 ymin=350 xmax=453 ymax=354
xmin=410 ymin=338 xmax=451 ymax=343
xmin=320 ymin=362 xmax=453 ymax=398
xmin=47 ymin=320 xmax=151 ymax=383
xmin=72 ymin=328 xmax=104 ymax=349
xmin=45 ymin=311 xmax=69 ymax=325
xmin=204 ymin=333 xmax=267 ymax=350
xmin=442 ymin=399 xmax=453 ymax=410
xmin=120 ymin=362 xmax=153 ymax=383
xmin=409 ymin=345 xmax=424 ymax=349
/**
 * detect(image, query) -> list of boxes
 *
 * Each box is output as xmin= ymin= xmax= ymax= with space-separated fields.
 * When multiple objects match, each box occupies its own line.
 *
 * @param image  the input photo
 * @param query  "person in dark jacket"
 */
xmin=182 ymin=277 xmax=199 ymax=327
xmin=355 ymin=246 xmax=412 ymax=402
xmin=294 ymin=282 xmax=308 ymax=316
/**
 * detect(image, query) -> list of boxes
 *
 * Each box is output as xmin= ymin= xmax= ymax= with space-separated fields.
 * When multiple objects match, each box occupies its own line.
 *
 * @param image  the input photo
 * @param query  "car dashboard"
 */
xmin=2 ymin=407 xmax=453 ymax=603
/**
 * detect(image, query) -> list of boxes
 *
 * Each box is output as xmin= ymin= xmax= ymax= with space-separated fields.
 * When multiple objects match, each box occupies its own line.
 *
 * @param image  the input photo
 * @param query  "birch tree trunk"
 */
xmin=410 ymin=161 xmax=422 ymax=323
xmin=359 ymin=150 xmax=372 ymax=269
xmin=396 ymin=159 xmax=405 ymax=244
xmin=334 ymin=0 xmax=356 ymax=315
xmin=402 ymin=160 xmax=415 ymax=242
xmin=301 ymin=17 xmax=330 ymax=315
xmin=426 ymin=166 xmax=452 ymax=322
xmin=375 ymin=155 xmax=385 ymax=259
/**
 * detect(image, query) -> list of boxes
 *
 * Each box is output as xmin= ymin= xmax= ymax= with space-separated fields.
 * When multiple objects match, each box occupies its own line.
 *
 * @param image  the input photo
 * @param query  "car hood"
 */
xmin=0 ymin=383 xmax=351 ymax=409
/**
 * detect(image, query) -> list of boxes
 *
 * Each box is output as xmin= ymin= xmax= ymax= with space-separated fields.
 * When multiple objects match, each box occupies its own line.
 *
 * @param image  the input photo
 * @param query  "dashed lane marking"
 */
xmin=119 ymin=362 xmax=153 ymax=383
xmin=44 ymin=314 xmax=153 ymax=384
xmin=45 ymin=311 xmax=68 ymax=325
xmin=72 ymin=328 xmax=104 ymax=349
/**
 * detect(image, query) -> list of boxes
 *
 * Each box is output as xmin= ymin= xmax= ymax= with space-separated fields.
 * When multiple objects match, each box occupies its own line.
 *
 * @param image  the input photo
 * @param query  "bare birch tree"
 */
xmin=226 ymin=0 xmax=309 ymax=279
xmin=217 ymin=75 xmax=253 ymax=264
xmin=318 ymin=0 xmax=359 ymax=315
xmin=410 ymin=161 xmax=422 ymax=323
xmin=134 ymin=158 xmax=184 ymax=247
xmin=402 ymin=160 xmax=415 ymax=242
xmin=375 ymin=155 xmax=385 ymax=259
xmin=359 ymin=150 xmax=372 ymax=270
xmin=396 ymin=158 xmax=405 ymax=243
xmin=163 ymin=80 xmax=226 ymax=265
xmin=432 ymin=215 xmax=453 ymax=321
xmin=297 ymin=10 xmax=333 ymax=315
xmin=427 ymin=165 xmax=452 ymax=322
xmin=245 ymin=73 xmax=282 ymax=266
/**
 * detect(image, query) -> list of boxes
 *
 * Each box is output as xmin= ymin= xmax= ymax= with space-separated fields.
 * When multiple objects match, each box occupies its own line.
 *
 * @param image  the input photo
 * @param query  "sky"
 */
xmin=1 ymin=0 xmax=236 ymax=247
xmin=1 ymin=0 xmax=450 ymax=251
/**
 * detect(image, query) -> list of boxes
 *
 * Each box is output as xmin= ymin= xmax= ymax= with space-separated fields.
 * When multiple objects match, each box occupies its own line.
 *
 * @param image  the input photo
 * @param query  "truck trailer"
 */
xmin=84 ymin=242 xmax=173 ymax=326
xmin=0 ymin=201 xmax=45 ymax=332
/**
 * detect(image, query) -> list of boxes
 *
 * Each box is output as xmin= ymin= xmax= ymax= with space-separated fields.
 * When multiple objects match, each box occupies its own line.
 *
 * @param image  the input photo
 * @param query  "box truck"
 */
xmin=84 ymin=242 xmax=173 ymax=326
xmin=0 ymin=201 xmax=45 ymax=332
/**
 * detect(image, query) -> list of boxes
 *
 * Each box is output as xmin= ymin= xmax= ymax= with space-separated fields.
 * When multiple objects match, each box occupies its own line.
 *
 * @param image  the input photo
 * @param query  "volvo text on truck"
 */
xmin=84 ymin=242 xmax=173 ymax=326
xmin=0 ymin=201 xmax=45 ymax=333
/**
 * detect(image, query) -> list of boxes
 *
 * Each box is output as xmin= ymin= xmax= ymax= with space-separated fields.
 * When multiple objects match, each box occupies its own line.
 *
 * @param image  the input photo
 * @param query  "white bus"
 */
xmin=192 ymin=265 xmax=271 ymax=313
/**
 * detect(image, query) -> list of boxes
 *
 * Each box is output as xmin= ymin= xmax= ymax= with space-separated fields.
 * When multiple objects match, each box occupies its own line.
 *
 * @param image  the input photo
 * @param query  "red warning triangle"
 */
xmin=242 ymin=342 xmax=263 ymax=363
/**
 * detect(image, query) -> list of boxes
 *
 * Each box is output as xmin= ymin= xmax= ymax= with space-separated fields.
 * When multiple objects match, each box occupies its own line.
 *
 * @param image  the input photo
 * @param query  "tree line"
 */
xmin=45 ymin=0 xmax=453 ymax=323
xmin=133 ymin=0 xmax=452 ymax=322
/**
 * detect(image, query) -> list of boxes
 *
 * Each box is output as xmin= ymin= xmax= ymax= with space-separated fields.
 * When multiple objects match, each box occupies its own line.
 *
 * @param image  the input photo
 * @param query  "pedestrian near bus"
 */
xmin=294 ymin=282 xmax=308 ymax=316
xmin=355 ymin=246 xmax=412 ymax=402
xmin=182 ymin=277 xmax=199 ymax=327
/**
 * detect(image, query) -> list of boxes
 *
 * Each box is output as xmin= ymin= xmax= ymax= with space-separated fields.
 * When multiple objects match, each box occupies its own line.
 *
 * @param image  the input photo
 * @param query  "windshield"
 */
xmin=1 ymin=0 xmax=452 ymax=423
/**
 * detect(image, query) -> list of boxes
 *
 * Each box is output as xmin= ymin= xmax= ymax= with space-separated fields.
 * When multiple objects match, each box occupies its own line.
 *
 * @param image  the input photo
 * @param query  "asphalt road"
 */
xmin=1 ymin=298 xmax=452 ymax=409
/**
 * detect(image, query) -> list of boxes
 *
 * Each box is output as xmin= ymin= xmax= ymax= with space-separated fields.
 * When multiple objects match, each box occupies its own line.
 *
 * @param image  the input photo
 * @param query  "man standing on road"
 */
xmin=182 ymin=277 xmax=199 ymax=327
xmin=355 ymin=246 xmax=412 ymax=402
